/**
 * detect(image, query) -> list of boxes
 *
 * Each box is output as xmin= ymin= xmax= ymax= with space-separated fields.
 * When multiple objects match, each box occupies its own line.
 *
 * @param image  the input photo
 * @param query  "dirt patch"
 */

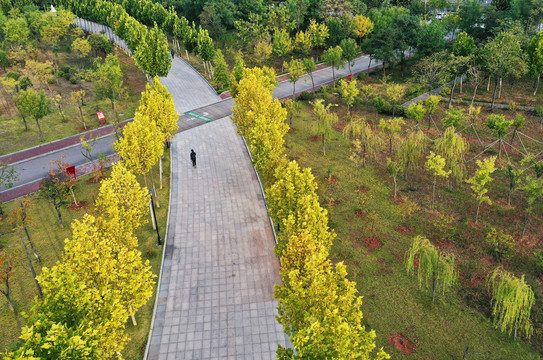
xmin=364 ymin=236 xmax=382 ymax=250
xmin=388 ymin=333 xmax=416 ymax=355
xmin=462 ymin=272 xmax=484 ymax=288
xmin=310 ymin=135 xmax=321 ymax=142
xmin=397 ymin=226 xmax=415 ymax=235
xmin=333 ymin=120 xmax=347 ymax=132
xmin=325 ymin=175 xmax=338 ymax=184
xmin=87 ymin=175 xmax=103 ymax=183
xmin=422 ymin=129 xmax=439 ymax=136
xmin=435 ymin=239 xmax=455 ymax=248
xmin=357 ymin=186 xmax=369 ymax=193
xmin=287 ymin=127 xmax=296 ymax=133
xmin=390 ymin=195 xmax=405 ymax=203
xmin=67 ymin=201 xmax=89 ymax=210
xmin=496 ymin=199 xmax=516 ymax=209
xmin=355 ymin=210 xmax=366 ymax=218
xmin=469 ymin=221 xmax=484 ymax=229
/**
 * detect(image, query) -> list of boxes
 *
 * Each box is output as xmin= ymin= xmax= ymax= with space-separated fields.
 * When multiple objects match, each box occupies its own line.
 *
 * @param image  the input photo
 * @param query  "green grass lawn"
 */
xmin=283 ymin=97 xmax=541 ymax=359
xmin=0 ymin=151 xmax=170 ymax=358
xmin=0 ymin=47 xmax=146 ymax=156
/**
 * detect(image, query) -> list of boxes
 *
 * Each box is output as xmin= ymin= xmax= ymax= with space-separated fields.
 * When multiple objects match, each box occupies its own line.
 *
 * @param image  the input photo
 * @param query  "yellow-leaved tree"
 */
xmin=231 ymin=67 xmax=288 ymax=182
xmin=115 ymin=113 xmax=164 ymax=195
xmin=94 ymin=162 xmax=149 ymax=241
xmin=138 ymin=76 xmax=179 ymax=189
xmin=63 ymin=214 xmax=155 ymax=327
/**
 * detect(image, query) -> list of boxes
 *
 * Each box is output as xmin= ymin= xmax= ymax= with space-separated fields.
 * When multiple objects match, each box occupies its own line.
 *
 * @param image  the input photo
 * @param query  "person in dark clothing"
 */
xmin=170 ymin=49 xmax=174 ymax=58
xmin=190 ymin=149 xmax=196 ymax=167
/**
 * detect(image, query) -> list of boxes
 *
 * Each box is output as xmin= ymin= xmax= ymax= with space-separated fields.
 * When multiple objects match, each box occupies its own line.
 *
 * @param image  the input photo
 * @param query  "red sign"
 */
xmin=96 ymin=111 xmax=107 ymax=125
xmin=347 ymin=74 xmax=352 ymax=82
xmin=66 ymin=165 xmax=76 ymax=179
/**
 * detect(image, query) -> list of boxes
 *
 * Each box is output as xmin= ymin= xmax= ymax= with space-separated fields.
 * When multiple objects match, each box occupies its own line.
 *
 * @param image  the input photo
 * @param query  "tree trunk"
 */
xmin=510 ymin=129 xmax=517 ymax=146
xmin=448 ymin=177 xmax=452 ymax=192
xmin=368 ymin=56 xmax=372 ymax=70
xmin=54 ymin=203 xmax=64 ymax=228
xmin=460 ymin=77 xmax=463 ymax=94
xmin=130 ymin=311 xmax=137 ymax=326
xmin=78 ymin=106 xmax=87 ymax=130
xmin=382 ymin=61 xmax=386 ymax=77
xmin=362 ymin=144 xmax=367 ymax=168
xmin=475 ymin=201 xmax=481 ymax=223
xmin=486 ymin=75 xmax=491 ymax=91
xmin=322 ymin=136 xmax=326 ymax=156
xmin=432 ymin=271 xmax=436 ymax=303
xmin=15 ymin=103 xmax=28 ymax=131
xmin=310 ymin=73 xmax=315 ymax=90
xmin=470 ymin=84 xmax=479 ymax=112
xmin=332 ymin=66 xmax=335 ymax=86
xmin=498 ymin=77 xmax=502 ymax=98
xmin=348 ymin=60 xmax=352 ymax=74
xmin=20 ymin=235 xmax=42 ymax=298
xmin=23 ymin=225 xmax=40 ymax=262
xmin=58 ymin=104 xmax=66 ymax=122
xmin=70 ymin=186 xmax=78 ymax=206
xmin=293 ymin=81 xmax=296 ymax=96
xmin=149 ymin=198 xmax=156 ymax=230
xmin=393 ymin=176 xmax=397 ymax=199
xmin=428 ymin=113 xmax=432 ymax=130
xmin=1 ymin=291 xmax=14 ymax=311
xmin=34 ymin=117 xmax=44 ymax=141
xmin=431 ymin=177 xmax=436 ymax=209
xmin=491 ymin=77 xmax=499 ymax=112
xmin=392 ymin=103 xmax=396 ymax=118
xmin=448 ymin=74 xmax=457 ymax=108
xmin=534 ymin=73 xmax=540 ymax=96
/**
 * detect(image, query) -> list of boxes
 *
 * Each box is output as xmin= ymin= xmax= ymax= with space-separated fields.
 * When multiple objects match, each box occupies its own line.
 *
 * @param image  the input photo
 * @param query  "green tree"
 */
xmin=352 ymin=14 xmax=374 ymax=46
xmin=487 ymin=268 xmax=534 ymax=340
xmin=528 ymin=31 xmax=543 ymax=95
xmin=284 ymin=58 xmax=304 ymax=96
xmin=424 ymin=95 xmax=440 ymax=130
xmin=340 ymin=38 xmax=357 ymax=74
xmin=486 ymin=114 xmax=512 ymax=159
xmin=482 ymin=29 xmax=524 ymax=110
xmin=70 ymin=90 xmax=87 ymax=130
xmin=312 ymin=98 xmax=338 ymax=155
xmin=413 ymin=51 xmax=448 ymax=93
xmin=306 ymin=19 xmax=329 ymax=49
xmin=92 ymin=54 xmax=124 ymax=124
xmin=272 ymin=28 xmax=292 ymax=58
xmin=302 ymin=57 xmax=317 ymax=90
xmin=385 ymin=83 xmax=406 ymax=118
xmin=453 ymin=31 xmax=476 ymax=57
xmin=14 ymin=89 xmax=51 ymax=141
xmin=486 ymin=228 xmax=516 ymax=262
xmin=293 ymin=30 xmax=312 ymax=56
xmin=212 ymin=48 xmax=230 ymax=89
xmin=466 ymin=156 xmax=497 ymax=223
xmin=322 ymin=45 xmax=343 ymax=85
xmin=520 ymin=175 xmax=543 ymax=236
xmin=0 ymin=251 xmax=15 ymax=311
xmin=509 ymin=113 xmax=525 ymax=146
xmin=338 ymin=79 xmax=359 ymax=116
xmin=386 ymin=158 xmax=402 ymax=200
xmin=416 ymin=22 xmax=446 ymax=57
xmin=134 ymin=23 xmax=171 ymax=78
xmin=344 ymin=118 xmax=384 ymax=180
xmin=39 ymin=169 xmax=70 ymax=228
xmin=435 ymin=127 xmax=468 ymax=190
xmin=425 ymin=152 xmax=451 ymax=209
xmin=398 ymin=130 xmax=426 ymax=180
xmin=378 ymin=117 xmax=404 ymax=155
xmin=406 ymin=236 xmax=457 ymax=303
xmin=254 ymin=38 xmax=273 ymax=65
xmin=405 ymin=102 xmax=426 ymax=127
xmin=3 ymin=16 xmax=30 ymax=45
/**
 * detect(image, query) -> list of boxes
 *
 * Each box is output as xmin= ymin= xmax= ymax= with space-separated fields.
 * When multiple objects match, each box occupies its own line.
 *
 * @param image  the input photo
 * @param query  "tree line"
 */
xmin=0 ymin=77 xmax=178 ymax=358
xmin=231 ymin=66 xmax=389 ymax=358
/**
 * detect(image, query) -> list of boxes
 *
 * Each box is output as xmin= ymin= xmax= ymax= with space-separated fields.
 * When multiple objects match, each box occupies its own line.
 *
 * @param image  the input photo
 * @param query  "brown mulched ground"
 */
xmin=66 ymin=201 xmax=88 ymax=210
xmin=397 ymin=226 xmax=415 ymax=235
xmin=364 ymin=236 xmax=382 ymax=250
xmin=388 ymin=333 xmax=416 ymax=355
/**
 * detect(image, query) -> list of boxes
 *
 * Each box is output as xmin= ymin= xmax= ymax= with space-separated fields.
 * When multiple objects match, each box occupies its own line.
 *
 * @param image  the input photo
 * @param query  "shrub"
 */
xmin=534 ymin=106 xmax=543 ymax=117
xmin=486 ymin=228 xmax=516 ymax=262
xmin=439 ymin=87 xmax=451 ymax=97
xmin=356 ymin=72 xmax=368 ymax=80
xmin=533 ymin=249 xmax=543 ymax=273
xmin=297 ymin=91 xmax=315 ymax=101
xmin=373 ymin=96 xmax=390 ymax=113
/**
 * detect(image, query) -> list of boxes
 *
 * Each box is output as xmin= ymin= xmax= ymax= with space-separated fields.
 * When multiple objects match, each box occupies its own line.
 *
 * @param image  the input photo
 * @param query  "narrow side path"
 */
xmin=146 ymin=117 xmax=290 ymax=360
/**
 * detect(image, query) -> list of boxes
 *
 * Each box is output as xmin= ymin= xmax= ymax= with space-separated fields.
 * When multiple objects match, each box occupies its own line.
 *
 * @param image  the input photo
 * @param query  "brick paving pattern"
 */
xmin=146 ymin=117 xmax=290 ymax=360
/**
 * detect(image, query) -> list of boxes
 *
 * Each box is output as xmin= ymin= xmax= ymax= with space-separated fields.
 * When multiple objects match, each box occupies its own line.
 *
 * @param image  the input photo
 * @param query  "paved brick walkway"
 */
xmin=146 ymin=117 xmax=290 ymax=359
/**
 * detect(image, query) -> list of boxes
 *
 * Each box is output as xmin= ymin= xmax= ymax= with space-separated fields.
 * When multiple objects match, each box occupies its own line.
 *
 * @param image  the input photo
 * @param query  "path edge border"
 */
xmin=143 ymin=144 xmax=175 ymax=360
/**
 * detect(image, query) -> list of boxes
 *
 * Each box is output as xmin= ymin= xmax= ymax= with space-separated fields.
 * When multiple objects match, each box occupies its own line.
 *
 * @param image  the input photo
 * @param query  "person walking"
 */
xmin=170 ymin=49 xmax=174 ymax=58
xmin=190 ymin=149 xmax=196 ymax=167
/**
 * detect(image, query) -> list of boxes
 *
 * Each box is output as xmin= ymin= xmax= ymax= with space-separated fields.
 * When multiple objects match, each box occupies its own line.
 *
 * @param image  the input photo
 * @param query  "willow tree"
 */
xmin=486 ymin=114 xmax=512 ymax=159
xmin=406 ymin=235 xmax=456 ymax=303
xmin=425 ymin=152 xmax=450 ymax=209
xmin=406 ymin=102 xmax=426 ymax=128
xmin=387 ymin=158 xmax=401 ymax=200
xmin=379 ymin=117 xmax=404 ymax=155
xmin=520 ymin=175 xmax=543 ymax=236
xmin=398 ymin=130 xmax=426 ymax=180
xmin=312 ymin=99 xmax=338 ymax=156
xmin=284 ymin=58 xmax=304 ymax=96
xmin=487 ymin=268 xmax=534 ymax=340
xmin=338 ymin=79 xmax=359 ymax=117
xmin=466 ymin=156 xmax=496 ymax=223
xmin=424 ymin=95 xmax=440 ymax=130
xmin=435 ymin=127 xmax=468 ymax=190
xmin=344 ymin=118 xmax=384 ymax=182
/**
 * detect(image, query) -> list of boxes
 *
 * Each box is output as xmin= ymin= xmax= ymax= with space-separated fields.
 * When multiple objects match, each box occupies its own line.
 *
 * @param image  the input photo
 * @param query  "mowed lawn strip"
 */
xmin=0 ymin=150 xmax=170 ymax=359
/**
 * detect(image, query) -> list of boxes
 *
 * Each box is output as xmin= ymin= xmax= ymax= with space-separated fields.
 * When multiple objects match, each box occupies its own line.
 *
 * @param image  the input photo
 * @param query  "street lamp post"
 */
xmin=149 ymin=189 xmax=162 ymax=246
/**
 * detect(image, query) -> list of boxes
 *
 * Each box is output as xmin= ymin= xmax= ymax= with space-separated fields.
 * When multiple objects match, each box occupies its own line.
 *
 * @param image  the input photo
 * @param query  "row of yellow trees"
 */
xmin=4 ymin=77 xmax=179 ymax=359
xmin=231 ymin=67 xmax=388 ymax=359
